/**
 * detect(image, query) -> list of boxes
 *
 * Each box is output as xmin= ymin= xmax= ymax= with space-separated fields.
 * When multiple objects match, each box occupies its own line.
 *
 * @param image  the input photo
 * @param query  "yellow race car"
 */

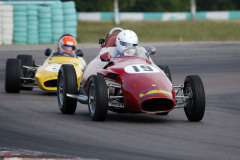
xmin=5 ymin=48 xmax=86 ymax=93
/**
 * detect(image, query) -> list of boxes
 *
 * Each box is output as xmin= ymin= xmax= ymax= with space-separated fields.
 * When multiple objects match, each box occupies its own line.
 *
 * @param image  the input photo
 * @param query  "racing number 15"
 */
xmin=132 ymin=65 xmax=153 ymax=72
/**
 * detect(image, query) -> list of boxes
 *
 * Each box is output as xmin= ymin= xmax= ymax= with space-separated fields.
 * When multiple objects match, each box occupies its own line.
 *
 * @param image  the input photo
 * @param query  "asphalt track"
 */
xmin=0 ymin=42 xmax=240 ymax=160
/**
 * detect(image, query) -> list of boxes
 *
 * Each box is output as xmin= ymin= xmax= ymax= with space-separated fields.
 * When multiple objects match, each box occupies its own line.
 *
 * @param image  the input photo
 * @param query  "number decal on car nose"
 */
xmin=124 ymin=64 xmax=160 ymax=73
xmin=45 ymin=64 xmax=62 ymax=72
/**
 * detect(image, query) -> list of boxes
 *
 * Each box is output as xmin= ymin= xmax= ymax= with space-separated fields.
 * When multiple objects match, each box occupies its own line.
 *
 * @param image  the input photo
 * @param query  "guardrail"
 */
xmin=78 ymin=11 xmax=240 ymax=21
xmin=1 ymin=0 xmax=59 ymax=5
xmin=1 ymin=0 xmax=239 ymax=45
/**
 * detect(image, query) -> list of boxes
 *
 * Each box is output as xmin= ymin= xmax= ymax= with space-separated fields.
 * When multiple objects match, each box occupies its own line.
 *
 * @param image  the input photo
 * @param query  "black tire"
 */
xmin=88 ymin=75 xmax=108 ymax=121
xmin=17 ymin=55 xmax=33 ymax=76
xmin=57 ymin=64 xmax=78 ymax=114
xmin=156 ymin=65 xmax=172 ymax=116
xmin=17 ymin=55 xmax=33 ymax=65
xmin=17 ymin=55 xmax=34 ymax=90
xmin=5 ymin=59 xmax=21 ymax=93
xmin=184 ymin=75 xmax=205 ymax=122
xmin=157 ymin=65 xmax=172 ymax=82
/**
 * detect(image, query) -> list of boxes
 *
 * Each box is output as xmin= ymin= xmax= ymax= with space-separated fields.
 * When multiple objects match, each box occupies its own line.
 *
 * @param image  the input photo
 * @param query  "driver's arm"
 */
xmin=114 ymin=49 xmax=123 ymax=57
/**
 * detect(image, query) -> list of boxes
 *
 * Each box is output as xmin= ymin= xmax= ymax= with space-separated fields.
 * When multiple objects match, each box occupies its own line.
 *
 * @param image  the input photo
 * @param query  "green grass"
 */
xmin=77 ymin=20 xmax=240 ymax=43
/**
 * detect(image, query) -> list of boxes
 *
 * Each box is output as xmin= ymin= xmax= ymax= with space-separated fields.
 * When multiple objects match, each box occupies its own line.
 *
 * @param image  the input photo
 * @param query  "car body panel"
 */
xmin=35 ymin=56 xmax=85 ymax=90
xmin=81 ymin=45 xmax=175 ymax=114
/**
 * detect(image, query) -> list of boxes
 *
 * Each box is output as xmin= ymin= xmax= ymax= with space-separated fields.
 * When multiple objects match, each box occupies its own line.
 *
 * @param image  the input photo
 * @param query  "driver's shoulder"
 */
xmin=50 ymin=51 xmax=59 ymax=57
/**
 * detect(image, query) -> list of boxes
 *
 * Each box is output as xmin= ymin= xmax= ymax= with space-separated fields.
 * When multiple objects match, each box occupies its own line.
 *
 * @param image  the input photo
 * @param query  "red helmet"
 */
xmin=58 ymin=35 xmax=77 ymax=54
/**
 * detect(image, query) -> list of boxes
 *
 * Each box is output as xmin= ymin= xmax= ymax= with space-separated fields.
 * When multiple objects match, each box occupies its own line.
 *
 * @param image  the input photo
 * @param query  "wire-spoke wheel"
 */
xmin=58 ymin=73 xmax=65 ymax=107
xmin=89 ymin=83 xmax=97 ymax=114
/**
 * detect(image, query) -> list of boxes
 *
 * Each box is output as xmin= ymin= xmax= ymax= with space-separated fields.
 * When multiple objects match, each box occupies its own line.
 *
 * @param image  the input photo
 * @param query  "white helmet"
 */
xmin=116 ymin=30 xmax=138 ymax=54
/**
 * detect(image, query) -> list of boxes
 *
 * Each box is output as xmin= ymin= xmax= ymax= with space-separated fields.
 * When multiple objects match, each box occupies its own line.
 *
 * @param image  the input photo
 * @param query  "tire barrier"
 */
xmin=0 ymin=1 xmax=77 ymax=45
xmin=27 ymin=5 xmax=38 ymax=44
xmin=62 ymin=1 xmax=77 ymax=38
xmin=50 ymin=2 xmax=64 ymax=44
xmin=38 ymin=6 xmax=52 ymax=44
xmin=13 ymin=5 xmax=27 ymax=44
xmin=1 ymin=5 xmax=14 ymax=45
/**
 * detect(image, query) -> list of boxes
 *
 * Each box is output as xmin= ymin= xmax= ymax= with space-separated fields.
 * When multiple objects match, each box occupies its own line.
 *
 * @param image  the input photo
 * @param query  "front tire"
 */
xmin=17 ymin=55 xmax=33 ymax=65
xmin=57 ymin=64 xmax=78 ymax=114
xmin=88 ymin=75 xmax=108 ymax=121
xmin=184 ymin=75 xmax=205 ymax=122
xmin=158 ymin=65 xmax=172 ymax=82
xmin=5 ymin=59 xmax=21 ymax=93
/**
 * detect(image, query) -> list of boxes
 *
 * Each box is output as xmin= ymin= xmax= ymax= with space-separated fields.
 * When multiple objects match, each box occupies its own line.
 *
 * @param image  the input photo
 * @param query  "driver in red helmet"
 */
xmin=52 ymin=34 xmax=77 ymax=57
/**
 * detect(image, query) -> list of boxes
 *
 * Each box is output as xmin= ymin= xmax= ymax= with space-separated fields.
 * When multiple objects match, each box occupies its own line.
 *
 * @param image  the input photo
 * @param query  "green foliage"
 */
xmin=62 ymin=0 xmax=114 ymax=11
xmin=76 ymin=20 xmax=240 ymax=43
xmin=62 ymin=0 xmax=240 ymax=12
xmin=197 ymin=0 xmax=240 ymax=11
xmin=121 ymin=0 xmax=190 ymax=12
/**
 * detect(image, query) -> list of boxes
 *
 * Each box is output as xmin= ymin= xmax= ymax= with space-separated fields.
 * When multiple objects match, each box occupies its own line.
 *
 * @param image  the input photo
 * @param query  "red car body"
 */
xmin=57 ymin=28 xmax=205 ymax=122
xmin=81 ymin=33 xmax=175 ymax=114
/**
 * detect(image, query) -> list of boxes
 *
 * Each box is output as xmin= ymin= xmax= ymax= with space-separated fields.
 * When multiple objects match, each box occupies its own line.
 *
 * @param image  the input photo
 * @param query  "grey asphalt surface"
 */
xmin=0 ymin=42 xmax=240 ymax=160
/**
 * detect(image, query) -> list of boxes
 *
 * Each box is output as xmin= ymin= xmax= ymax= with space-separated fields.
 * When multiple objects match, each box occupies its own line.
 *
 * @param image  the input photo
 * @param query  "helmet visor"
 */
xmin=62 ymin=45 xmax=76 ymax=51
xmin=120 ymin=41 xmax=137 ymax=48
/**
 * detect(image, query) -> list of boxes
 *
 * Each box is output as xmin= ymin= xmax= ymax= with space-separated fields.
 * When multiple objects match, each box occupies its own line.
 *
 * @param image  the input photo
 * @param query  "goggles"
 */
xmin=120 ymin=41 xmax=137 ymax=48
xmin=62 ymin=45 xmax=76 ymax=51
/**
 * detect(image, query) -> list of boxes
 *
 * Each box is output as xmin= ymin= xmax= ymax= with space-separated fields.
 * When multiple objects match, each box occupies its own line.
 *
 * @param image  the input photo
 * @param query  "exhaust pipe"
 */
xmin=66 ymin=93 xmax=88 ymax=104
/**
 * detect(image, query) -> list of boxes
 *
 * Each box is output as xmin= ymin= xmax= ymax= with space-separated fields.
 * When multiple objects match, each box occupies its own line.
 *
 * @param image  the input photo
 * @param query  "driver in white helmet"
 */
xmin=114 ymin=30 xmax=139 ymax=57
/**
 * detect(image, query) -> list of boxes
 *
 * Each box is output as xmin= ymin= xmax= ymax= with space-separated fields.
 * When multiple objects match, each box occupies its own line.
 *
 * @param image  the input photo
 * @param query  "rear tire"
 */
xmin=17 ymin=55 xmax=33 ymax=76
xmin=88 ymin=75 xmax=108 ymax=121
xmin=57 ymin=64 xmax=78 ymax=114
xmin=156 ymin=65 xmax=172 ymax=116
xmin=17 ymin=55 xmax=33 ymax=65
xmin=5 ymin=59 xmax=21 ymax=93
xmin=157 ymin=65 xmax=172 ymax=82
xmin=17 ymin=55 xmax=34 ymax=90
xmin=184 ymin=75 xmax=205 ymax=122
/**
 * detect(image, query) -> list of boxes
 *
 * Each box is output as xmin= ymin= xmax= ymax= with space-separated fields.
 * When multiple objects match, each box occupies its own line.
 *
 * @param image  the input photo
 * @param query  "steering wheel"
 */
xmin=109 ymin=27 xmax=123 ymax=35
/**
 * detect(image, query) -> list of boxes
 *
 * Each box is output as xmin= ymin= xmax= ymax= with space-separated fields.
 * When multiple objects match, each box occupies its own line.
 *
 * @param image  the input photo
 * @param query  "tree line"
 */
xmin=62 ymin=0 xmax=240 ymax=12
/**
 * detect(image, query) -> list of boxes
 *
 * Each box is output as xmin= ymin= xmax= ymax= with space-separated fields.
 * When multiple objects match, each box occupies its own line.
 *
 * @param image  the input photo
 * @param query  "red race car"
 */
xmin=57 ymin=27 xmax=205 ymax=122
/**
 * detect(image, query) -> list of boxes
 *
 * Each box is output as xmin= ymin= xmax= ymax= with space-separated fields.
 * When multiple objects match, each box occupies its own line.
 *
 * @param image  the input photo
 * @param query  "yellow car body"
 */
xmin=35 ymin=56 xmax=86 ymax=91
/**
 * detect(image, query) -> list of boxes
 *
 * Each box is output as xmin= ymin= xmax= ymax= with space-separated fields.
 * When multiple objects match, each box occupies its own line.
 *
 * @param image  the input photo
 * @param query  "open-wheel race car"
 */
xmin=57 ymin=27 xmax=205 ymax=122
xmin=5 ymin=48 xmax=86 ymax=93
